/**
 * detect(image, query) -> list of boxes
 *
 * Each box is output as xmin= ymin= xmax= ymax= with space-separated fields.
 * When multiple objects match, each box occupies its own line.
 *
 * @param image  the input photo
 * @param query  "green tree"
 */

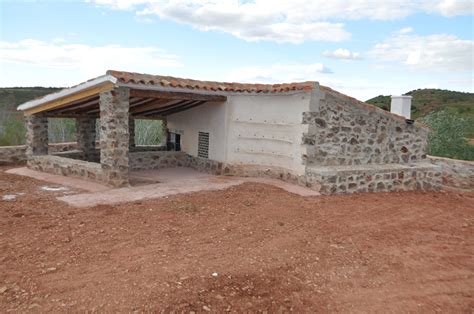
xmin=420 ymin=110 xmax=474 ymax=161
xmin=135 ymin=120 xmax=164 ymax=145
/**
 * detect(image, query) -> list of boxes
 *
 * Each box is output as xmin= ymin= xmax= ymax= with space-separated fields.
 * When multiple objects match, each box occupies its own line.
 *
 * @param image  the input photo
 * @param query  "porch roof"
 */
xmin=17 ymin=70 xmax=317 ymax=118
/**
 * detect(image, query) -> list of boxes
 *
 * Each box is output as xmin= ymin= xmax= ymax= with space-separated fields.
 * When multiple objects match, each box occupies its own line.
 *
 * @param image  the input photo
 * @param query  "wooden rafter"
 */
xmin=130 ymin=98 xmax=173 ymax=114
xmin=138 ymin=100 xmax=192 ymax=116
xmin=129 ymin=89 xmax=227 ymax=102
xmin=51 ymin=97 xmax=100 ymax=114
xmin=144 ymin=100 xmax=206 ymax=117
xmin=25 ymin=83 xmax=115 ymax=115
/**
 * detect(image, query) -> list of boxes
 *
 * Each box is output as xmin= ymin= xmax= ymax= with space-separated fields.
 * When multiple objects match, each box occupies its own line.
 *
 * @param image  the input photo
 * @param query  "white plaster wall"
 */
xmin=167 ymin=101 xmax=227 ymax=162
xmin=225 ymin=92 xmax=311 ymax=174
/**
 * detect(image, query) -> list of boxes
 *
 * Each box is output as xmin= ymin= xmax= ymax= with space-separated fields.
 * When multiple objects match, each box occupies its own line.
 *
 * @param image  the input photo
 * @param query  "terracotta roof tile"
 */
xmin=107 ymin=70 xmax=315 ymax=94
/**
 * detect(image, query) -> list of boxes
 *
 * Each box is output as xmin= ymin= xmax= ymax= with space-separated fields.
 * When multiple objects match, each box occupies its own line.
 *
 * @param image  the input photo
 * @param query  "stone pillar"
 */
xmin=25 ymin=114 xmax=48 ymax=158
xmin=99 ymin=87 xmax=130 ymax=187
xmin=129 ymin=118 xmax=136 ymax=149
xmin=76 ymin=117 xmax=96 ymax=161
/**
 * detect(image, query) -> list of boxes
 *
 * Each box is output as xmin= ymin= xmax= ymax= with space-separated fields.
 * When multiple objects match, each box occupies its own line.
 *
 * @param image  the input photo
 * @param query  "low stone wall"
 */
xmin=0 ymin=142 xmax=79 ymax=165
xmin=28 ymin=155 xmax=104 ymax=182
xmin=306 ymin=162 xmax=442 ymax=194
xmin=131 ymin=145 xmax=167 ymax=152
xmin=129 ymin=151 xmax=187 ymax=170
xmin=0 ymin=145 xmax=27 ymax=165
xmin=428 ymin=156 xmax=474 ymax=191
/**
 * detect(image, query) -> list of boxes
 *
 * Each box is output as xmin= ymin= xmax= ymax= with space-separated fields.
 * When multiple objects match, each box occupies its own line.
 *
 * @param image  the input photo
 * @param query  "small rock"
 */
xmin=46 ymin=267 xmax=57 ymax=273
xmin=2 ymin=194 xmax=17 ymax=201
xmin=41 ymin=186 xmax=69 ymax=192
xmin=28 ymin=304 xmax=41 ymax=309
xmin=211 ymin=272 xmax=218 ymax=277
xmin=0 ymin=286 xmax=8 ymax=294
xmin=203 ymin=305 xmax=211 ymax=312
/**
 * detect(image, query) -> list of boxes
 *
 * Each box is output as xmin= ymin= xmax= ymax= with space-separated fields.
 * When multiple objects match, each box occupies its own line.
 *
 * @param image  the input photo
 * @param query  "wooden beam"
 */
xmin=47 ymin=94 xmax=98 ymax=113
xmin=129 ymin=89 xmax=227 ymax=102
xmin=130 ymin=99 xmax=175 ymax=114
xmin=45 ymin=113 xmax=99 ymax=119
xmin=85 ymin=97 xmax=157 ymax=114
xmin=132 ymin=115 xmax=165 ymax=120
xmin=160 ymin=100 xmax=207 ymax=116
xmin=52 ymin=97 xmax=100 ymax=114
xmin=142 ymin=100 xmax=205 ymax=117
xmin=129 ymin=98 xmax=154 ymax=108
xmin=25 ymin=83 xmax=115 ymax=115
xmin=139 ymin=100 xmax=193 ymax=116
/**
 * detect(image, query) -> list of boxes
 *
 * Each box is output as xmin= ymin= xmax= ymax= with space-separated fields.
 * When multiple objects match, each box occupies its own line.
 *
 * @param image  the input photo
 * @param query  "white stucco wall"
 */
xmin=225 ymin=92 xmax=311 ymax=174
xmin=166 ymin=91 xmax=312 ymax=174
xmin=167 ymin=101 xmax=227 ymax=162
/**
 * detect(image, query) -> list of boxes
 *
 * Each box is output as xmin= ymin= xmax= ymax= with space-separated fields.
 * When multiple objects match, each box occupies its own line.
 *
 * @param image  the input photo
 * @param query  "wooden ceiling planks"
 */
xmin=43 ymin=88 xmax=223 ymax=119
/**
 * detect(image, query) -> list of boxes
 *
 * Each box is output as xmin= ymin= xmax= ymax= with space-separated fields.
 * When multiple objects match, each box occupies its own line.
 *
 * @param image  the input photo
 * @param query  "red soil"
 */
xmin=0 ymin=166 xmax=473 ymax=312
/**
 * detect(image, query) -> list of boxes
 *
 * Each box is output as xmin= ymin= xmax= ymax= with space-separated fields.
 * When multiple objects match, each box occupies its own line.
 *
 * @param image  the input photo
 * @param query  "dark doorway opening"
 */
xmin=167 ymin=132 xmax=181 ymax=151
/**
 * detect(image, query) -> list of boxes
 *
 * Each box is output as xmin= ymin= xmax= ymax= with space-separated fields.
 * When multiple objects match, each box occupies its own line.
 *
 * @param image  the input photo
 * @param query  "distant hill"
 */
xmin=0 ymin=87 xmax=62 ymax=112
xmin=366 ymin=88 xmax=474 ymax=138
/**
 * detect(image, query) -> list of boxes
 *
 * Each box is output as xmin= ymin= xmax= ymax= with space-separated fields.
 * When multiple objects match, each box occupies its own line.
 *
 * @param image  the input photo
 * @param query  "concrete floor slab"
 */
xmin=59 ymin=167 xmax=319 ymax=208
xmin=6 ymin=167 xmax=110 ymax=192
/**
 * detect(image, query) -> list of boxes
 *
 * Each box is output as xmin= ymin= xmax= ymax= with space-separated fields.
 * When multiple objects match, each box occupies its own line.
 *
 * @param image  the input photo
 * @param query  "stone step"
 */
xmin=305 ymin=162 xmax=441 ymax=194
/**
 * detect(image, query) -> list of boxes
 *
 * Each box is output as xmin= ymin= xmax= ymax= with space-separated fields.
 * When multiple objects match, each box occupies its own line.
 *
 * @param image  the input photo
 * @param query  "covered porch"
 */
xmin=20 ymin=72 xmax=227 ymax=187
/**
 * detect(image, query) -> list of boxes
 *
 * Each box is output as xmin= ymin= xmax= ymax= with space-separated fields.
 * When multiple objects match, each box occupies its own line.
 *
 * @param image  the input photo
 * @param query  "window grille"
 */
xmin=198 ymin=132 xmax=209 ymax=158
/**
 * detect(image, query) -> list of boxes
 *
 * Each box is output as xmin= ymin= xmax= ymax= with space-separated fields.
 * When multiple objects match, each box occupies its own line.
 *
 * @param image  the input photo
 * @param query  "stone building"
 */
xmin=17 ymin=70 xmax=441 ymax=193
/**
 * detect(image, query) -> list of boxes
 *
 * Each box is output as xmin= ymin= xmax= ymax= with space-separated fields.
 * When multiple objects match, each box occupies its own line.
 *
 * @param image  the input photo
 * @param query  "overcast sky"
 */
xmin=0 ymin=0 xmax=473 ymax=100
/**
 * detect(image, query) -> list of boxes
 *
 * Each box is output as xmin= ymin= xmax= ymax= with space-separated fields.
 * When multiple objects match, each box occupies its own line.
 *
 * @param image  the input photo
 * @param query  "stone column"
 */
xmin=76 ymin=117 xmax=96 ymax=161
xmin=129 ymin=118 xmax=136 ymax=149
xmin=25 ymin=114 xmax=48 ymax=158
xmin=99 ymin=87 xmax=130 ymax=187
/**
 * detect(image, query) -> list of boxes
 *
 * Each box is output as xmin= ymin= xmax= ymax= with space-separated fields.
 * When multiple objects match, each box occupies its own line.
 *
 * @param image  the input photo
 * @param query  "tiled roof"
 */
xmin=107 ymin=70 xmax=315 ymax=94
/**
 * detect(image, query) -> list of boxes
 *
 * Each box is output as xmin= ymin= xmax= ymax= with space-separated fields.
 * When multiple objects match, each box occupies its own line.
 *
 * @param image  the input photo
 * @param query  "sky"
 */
xmin=0 ymin=0 xmax=473 ymax=100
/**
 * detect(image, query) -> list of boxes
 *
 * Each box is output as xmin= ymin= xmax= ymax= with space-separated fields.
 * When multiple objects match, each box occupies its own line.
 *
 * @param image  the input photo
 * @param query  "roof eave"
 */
xmin=17 ymin=75 xmax=118 ymax=112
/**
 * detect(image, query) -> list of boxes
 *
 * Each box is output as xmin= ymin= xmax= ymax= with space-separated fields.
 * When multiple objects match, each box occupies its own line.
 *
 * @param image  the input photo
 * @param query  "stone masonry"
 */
xmin=129 ymin=118 xmax=136 ymax=148
xmin=76 ymin=117 xmax=96 ymax=162
xmin=99 ymin=87 xmax=130 ymax=187
xmin=306 ymin=163 xmax=442 ymax=194
xmin=25 ymin=114 xmax=48 ymax=158
xmin=429 ymin=156 xmax=474 ymax=191
xmin=302 ymin=89 xmax=429 ymax=167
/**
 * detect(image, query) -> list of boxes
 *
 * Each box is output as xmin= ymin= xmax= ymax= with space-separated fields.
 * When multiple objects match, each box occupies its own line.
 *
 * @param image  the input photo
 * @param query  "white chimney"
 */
xmin=390 ymin=95 xmax=412 ymax=119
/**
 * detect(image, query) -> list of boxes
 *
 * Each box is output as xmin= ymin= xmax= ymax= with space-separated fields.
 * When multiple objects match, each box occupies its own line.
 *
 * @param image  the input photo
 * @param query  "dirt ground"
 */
xmin=0 ymin=166 xmax=473 ymax=312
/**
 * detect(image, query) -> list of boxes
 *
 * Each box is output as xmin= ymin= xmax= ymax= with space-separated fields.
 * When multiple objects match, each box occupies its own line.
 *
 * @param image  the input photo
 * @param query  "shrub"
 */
xmin=135 ymin=119 xmax=164 ymax=145
xmin=420 ymin=110 xmax=474 ymax=161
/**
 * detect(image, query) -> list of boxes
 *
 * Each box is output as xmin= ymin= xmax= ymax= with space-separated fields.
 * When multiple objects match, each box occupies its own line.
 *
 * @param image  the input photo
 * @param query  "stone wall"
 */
xmin=306 ymin=162 xmax=442 ymax=195
xmin=428 ymin=156 xmax=474 ymax=191
xmin=0 ymin=146 xmax=27 ymax=165
xmin=303 ymin=88 xmax=429 ymax=166
xmin=0 ymin=142 xmax=79 ymax=165
xmin=28 ymin=155 xmax=104 ymax=182
xmin=25 ymin=114 xmax=48 ymax=158
xmin=130 ymin=145 xmax=167 ymax=152
xmin=76 ymin=117 xmax=97 ymax=162
xmin=129 ymin=151 xmax=187 ymax=170
xmin=99 ymin=88 xmax=130 ymax=187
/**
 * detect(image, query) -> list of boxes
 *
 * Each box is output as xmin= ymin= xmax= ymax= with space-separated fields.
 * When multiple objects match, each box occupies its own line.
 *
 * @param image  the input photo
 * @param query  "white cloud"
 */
xmin=89 ymin=0 xmax=473 ymax=43
xmin=429 ymin=0 xmax=473 ymax=17
xmin=0 ymin=39 xmax=182 ymax=83
xmin=225 ymin=63 xmax=332 ymax=84
xmin=370 ymin=33 xmax=473 ymax=71
xmin=323 ymin=48 xmax=362 ymax=60
xmin=398 ymin=27 xmax=414 ymax=34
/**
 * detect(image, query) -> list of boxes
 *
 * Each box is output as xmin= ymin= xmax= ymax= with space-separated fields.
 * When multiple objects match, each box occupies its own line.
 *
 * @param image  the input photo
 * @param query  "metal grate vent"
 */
xmin=198 ymin=132 xmax=209 ymax=158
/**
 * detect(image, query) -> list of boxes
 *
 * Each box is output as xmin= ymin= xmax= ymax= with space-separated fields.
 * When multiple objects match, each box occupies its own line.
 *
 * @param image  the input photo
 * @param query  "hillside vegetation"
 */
xmin=0 ymin=87 xmax=164 ymax=146
xmin=0 ymin=87 xmax=62 ymax=111
xmin=366 ymin=88 xmax=474 ymax=138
